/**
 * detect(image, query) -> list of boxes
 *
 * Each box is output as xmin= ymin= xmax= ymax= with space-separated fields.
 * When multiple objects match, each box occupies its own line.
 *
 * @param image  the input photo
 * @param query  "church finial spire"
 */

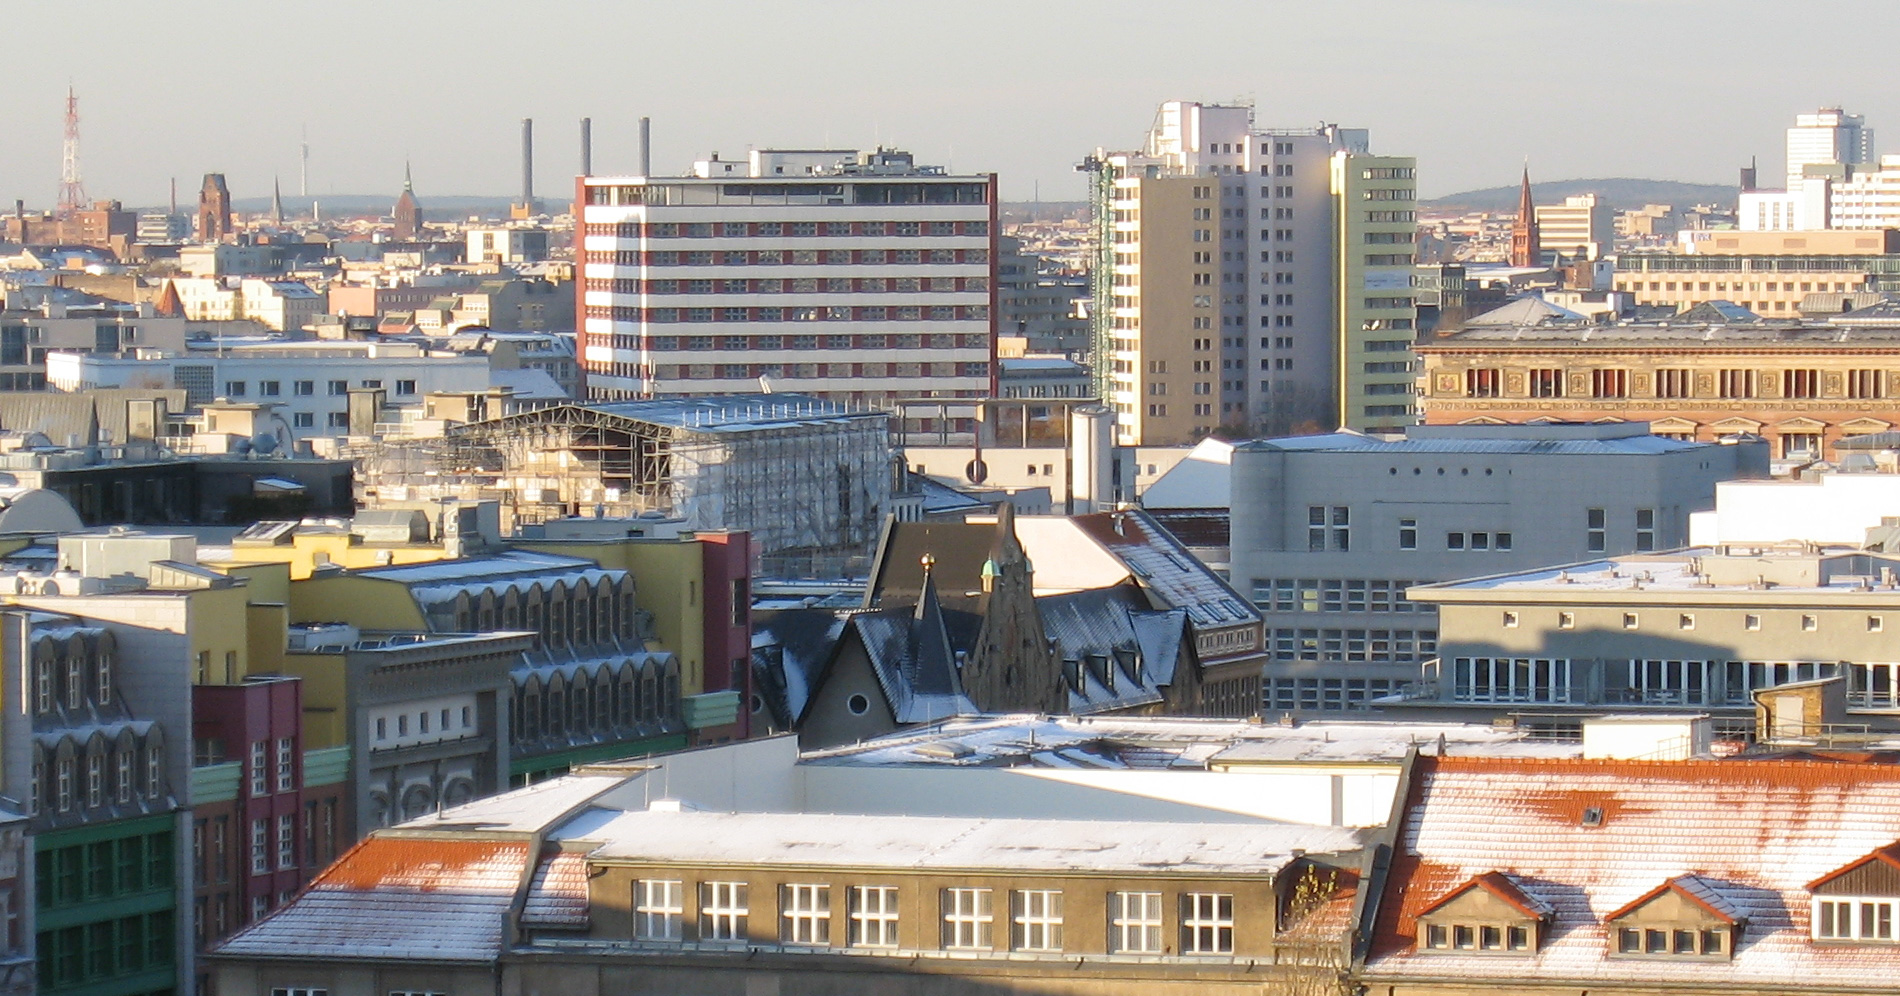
xmin=1510 ymin=162 xmax=1541 ymax=268
xmin=403 ymin=160 xmax=414 ymax=192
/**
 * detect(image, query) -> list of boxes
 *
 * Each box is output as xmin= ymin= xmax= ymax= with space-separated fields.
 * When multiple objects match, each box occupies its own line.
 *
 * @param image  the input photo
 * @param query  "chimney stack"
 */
xmin=1740 ymin=155 xmax=1758 ymax=193
xmin=520 ymin=118 xmax=534 ymax=203
xmin=580 ymin=117 xmax=593 ymax=176
xmin=639 ymin=116 xmax=652 ymax=177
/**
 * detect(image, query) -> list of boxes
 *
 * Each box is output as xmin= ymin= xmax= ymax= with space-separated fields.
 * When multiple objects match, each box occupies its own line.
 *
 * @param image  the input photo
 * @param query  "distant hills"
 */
xmin=1424 ymin=178 xmax=1737 ymax=213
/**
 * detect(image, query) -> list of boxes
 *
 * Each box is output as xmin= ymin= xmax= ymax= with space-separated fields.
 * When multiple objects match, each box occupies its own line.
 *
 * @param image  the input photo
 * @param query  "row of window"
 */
xmin=31 ymin=646 xmax=114 ymax=715
xmin=1462 ymin=366 xmax=1890 ymax=401
xmin=1264 ymin=676 xmax=1404 ymax=712
xmin=586 ymin=220 xmax=988 ymax=239
xmin=586 ymin=276 xmax=988 ymax=295
xmin=220 ymin=378 xmax=418 ymax=399
xmin=37 ymin=910 xmax=172 ymax=990
xmin=590 ymin=305 xmax=989 ymax=324
xmin=31 ymin=741 xmax=164 ymax=815
xmin=1502 ymin=608 xmax=1878 ymax=635
xmin=592 ymin=248 xmax=990 ymax=268
xmin=193 ymin=800 xmax=341 ymax=888
xmin=511 ymin=662 xmax=680 ymax=744
xmin=373 ymin=706 xmax=474 ymax=743
xmin=1250 ymin=578 xmax=1431 ymax=614
xmin=632 ymin=881 xmax=1237 ymax=955
xmin=37 ymin=829 xmax=173 ymax=909
xmin=1446 ymin=657 xmax=1889 ymax=707
xmin=620 ymin=362 xmax=989 ymax=382
xmin=246 ymin=737 xmax=298 ymax=796
xmin=599 ymin=332 xmax=988 ymax=352
xmin=1268 ymin=627 xmax=1437 ymax=665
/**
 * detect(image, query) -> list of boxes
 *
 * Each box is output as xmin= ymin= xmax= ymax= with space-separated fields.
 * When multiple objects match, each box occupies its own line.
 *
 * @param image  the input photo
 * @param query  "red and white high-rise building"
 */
xmin=576 ymin=148 xmax=997 ymax=406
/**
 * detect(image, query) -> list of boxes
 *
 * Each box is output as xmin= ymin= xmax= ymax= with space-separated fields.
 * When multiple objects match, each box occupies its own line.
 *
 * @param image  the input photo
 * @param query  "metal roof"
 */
xmin=573 ymin=394 xmax=880 ymax=432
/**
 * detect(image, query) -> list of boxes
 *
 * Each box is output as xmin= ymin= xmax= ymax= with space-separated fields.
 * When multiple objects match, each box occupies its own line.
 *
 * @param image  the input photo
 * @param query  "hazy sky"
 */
xmin=6 ymin=0 xmax=1895 ymax=208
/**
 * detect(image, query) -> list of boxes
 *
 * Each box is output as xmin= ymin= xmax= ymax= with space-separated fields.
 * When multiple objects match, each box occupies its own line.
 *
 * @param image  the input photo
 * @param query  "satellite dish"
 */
xmin=251 ymin=432 xmax=281 ymax=456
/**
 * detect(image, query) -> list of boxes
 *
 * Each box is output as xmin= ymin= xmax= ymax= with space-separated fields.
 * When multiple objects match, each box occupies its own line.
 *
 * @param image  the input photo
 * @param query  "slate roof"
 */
xmin=520 ymin=850 xmax=591 ymax=929
xmin=211 ymin=837 xmax=531 ymax=963
xmin=1364 ymin=756 xmax=1900 ymax=989
xmin=1069 ymin=510 xmax=1258 ymax=630
xmin=1463 ymin=295 xmax=1590 ymax=326
xmin=1037 ymin=583 xmax=1183 ymax=714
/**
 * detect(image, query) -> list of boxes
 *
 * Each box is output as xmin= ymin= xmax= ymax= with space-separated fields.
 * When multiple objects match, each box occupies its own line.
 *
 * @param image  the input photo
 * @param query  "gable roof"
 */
xmin=1416 ymin=871 xmax=1554 ymax=920
xmin=1603 ymin=874 xmax=1745 ymax=925
xmin=1808 ymin=841 xmax=1900 ymax=892
xmin=1365 ymin=756 xmax=1900 ymax=989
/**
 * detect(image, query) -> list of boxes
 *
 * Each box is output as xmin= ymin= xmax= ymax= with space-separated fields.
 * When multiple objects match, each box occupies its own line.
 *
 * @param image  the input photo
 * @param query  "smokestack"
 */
xmin=580 ymin=117 xmax=592 ymax=176
xmin=169 ymin=177 xmax=177 ymax=216
xmin=639 ymin=116 xmax=651 ymax=177
xmin=520 ymin=118 xmax=534 ymax=203
xmin=1740 ymin=155 xmax=1758 ymax=193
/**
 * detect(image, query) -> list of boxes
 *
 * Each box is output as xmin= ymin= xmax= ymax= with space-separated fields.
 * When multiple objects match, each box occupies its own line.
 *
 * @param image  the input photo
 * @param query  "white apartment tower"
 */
xmin=1090 ymin=100 xmax=1416 ymax=445
xmin=577 ymin=148 xmax=997 ymax=406
xmin=1786 ymin=108 xmax=1874 ymax=189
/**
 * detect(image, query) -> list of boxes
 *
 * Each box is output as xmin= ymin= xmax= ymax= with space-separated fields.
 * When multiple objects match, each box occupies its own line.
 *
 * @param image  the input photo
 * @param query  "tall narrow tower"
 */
xmin=1509 ymin=165 xmax=1541 ymax=268
xmin=57 ymin=87 xmax=87 ymax=216
xmin=300 ymin=125 xmax=310 ymax=197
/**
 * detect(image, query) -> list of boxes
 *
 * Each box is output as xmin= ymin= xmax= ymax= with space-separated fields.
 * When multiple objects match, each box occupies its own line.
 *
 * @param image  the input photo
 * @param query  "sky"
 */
xmin=5 ymin=0 xmax=1897 ymax=208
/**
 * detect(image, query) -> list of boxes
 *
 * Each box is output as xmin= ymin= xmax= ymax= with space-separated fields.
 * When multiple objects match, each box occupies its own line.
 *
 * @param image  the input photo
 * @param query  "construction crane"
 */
xmin=1075 ymin=153 xmax=1116 ymax=403
xmin=56 ymin=86 xmax=86 ymax=216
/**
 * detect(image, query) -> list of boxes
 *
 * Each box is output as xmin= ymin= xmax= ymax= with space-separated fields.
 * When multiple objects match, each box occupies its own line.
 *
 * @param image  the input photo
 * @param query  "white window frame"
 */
xmin=1815 ymin=896 xmax=1898 ymax=941
xmin=1181 ymin=892 xmax=1235 ymax=954
xmin=850 ymin=885 xmax=900 ymax=948
xmin=779 ymin=883 xmax=831 ymax=946
xmin=276 ymin=737 xmax=295 ymax=792
xmin=1109 ymin=890 xmax=1164 ymax=953
xmin=699 ymin=880 xmax=749 ymax=942
xmin=941 ymin=887 xmax=993 ymax=949
xmin=277 ymin=814 xmax=296 ymax=870
xmin=634 ymin=879 xmax=683 ymax=941
xmin=1011 ymin=889 xmax=1064 ymax=951
xmin=251 ymin=817 xmax=270 ymax=874
xmin=250 ymin=741 xmax=269 ymax=796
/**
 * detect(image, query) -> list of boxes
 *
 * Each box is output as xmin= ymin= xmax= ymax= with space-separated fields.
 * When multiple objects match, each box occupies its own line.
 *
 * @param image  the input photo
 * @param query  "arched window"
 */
xmin=64 ymin=655 xmax=83 ymax=710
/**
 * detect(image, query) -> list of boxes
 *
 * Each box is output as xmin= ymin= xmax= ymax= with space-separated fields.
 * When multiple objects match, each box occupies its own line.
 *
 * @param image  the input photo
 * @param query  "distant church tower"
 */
xmin=393 ymin=163 xmax=421 ymax=241
xmin=196 ymin=173 xmax=232 ymax=242
xmin=1509 ymin=165 xmax=1541 ymax=267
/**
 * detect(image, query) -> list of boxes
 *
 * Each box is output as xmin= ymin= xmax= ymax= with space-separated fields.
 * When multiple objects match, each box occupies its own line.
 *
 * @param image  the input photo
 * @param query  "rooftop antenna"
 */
xmin=57 ymin=85 xmax=86 ymax=216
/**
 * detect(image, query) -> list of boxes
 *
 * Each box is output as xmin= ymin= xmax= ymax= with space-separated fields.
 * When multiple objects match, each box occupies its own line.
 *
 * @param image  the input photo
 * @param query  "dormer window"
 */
xmin=1414 ymin=872 xmax=1550 ymax=956
xmin=1603 ymin=875 xmax=1742 ymax=961
xmin=1808 ymin=842 xmax=1900 ymax=943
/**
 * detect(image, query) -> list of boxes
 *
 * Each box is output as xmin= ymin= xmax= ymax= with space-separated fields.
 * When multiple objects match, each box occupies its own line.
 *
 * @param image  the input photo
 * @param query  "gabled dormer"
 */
xmin=1807 ymin=841 xmax=1900 ymax=943
xmin=1604 ymin=875 xmax=1743 ymax=960
xmin=1414 ymin=872 xmax=1551 ymax=955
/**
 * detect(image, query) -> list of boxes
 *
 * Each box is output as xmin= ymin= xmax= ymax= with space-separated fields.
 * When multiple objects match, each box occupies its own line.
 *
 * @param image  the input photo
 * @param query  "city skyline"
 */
xmin=5 ymin=0 xmax=1898 ymax=207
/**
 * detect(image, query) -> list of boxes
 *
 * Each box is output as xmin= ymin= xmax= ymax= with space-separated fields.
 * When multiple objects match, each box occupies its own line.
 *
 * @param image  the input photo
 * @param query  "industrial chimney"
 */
xmin=580 ymin=117 xmax=593 ymax=176
xmin=639 ymin=116 xmax=652 ymax=177
xmin=520 ymin=118 xmax=534 ymax=203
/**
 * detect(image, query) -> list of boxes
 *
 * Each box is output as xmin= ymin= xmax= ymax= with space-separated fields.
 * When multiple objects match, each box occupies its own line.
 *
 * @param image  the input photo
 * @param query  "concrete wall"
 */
xmin=1690 ymin=474 xmax=1900 ymax=547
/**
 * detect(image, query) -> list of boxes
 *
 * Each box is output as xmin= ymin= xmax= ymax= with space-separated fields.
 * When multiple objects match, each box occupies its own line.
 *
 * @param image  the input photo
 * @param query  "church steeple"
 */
xmin=392 ymin=161 xmax=421 ymax=241
xmin=270 ymin=177 xmax=284 ymax=225
xmin=1509 ymin=164 xmax=1541 ymax=268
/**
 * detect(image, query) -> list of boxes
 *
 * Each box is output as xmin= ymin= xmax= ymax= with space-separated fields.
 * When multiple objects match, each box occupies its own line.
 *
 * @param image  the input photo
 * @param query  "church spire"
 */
xmin=270 ymin=176 xmax=284 ymax=225
xmin=1509 ymin=163 xmax=1541 ymax=268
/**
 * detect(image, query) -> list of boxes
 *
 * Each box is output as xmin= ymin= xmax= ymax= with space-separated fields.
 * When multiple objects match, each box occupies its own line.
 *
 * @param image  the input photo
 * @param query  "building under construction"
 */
xmin=357 ymin=395 xmax=894 ymax=573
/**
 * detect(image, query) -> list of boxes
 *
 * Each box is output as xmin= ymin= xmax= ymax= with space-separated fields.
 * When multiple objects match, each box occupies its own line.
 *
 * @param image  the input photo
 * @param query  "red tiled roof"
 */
xmin=520 ymin=850 xmax=590 ymax=928
xmin=1365 ymin=756 xmax=1900 ymax=990
xmin=212 ymin=836 xmax=531 ymax=963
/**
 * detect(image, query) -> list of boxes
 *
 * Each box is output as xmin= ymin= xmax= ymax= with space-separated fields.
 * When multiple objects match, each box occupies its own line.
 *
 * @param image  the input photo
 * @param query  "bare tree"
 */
xmin=1268 ymin=866 xmax=1355 ymax=996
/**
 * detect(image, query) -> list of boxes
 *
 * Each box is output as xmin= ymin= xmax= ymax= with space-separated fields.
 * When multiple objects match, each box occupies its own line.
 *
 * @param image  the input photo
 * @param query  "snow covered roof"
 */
xmin=211 ymin=837 xmax=531 ymax=963
xmin=1365 ymin=756 xmax=1900 ymax=989
xmin=567 ymin=808 xmax=1366 ymax=876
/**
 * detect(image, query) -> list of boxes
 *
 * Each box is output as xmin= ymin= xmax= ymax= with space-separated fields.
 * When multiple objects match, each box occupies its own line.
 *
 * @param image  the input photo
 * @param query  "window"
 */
xmin=1181 ymin=892 xmax=1235 ymax=954
xmin=1587 ymin=368 xmax=1627 ymax=399
xmin=327 ymin=412 xmax=349 ymax=428
xmin=1815 ymin=897 xmax=1897 ymax=941
xmin=1680 ymin=613 xmax=1695 ymax=631
xmin=850 ymin=885 xmax=900 ymax=947
xmin=1848 ymin=369 xmax=1886 ymax=399
xmin=293 ymin=380 xmax=314 ymax=396
xmin=1783 ymin=368 xmax=1820 ymax=399
xmin=259 ymin=380 xmax=281 ymax=397
xmin=1718 ymin=369 xmax=1755 ymax=399
xmin=1464 ymin=368 xmax=1500 ymax=397
xmin=250 ymin=818 xmax=269 ymax=874
xmin=277 ymin=814 xmax=295 ymax=869
xmin=634 ymin=879 xmax=684 ymax=941
xmin=1744 ymin=613 xmax=1761 ymax=631
xmin=1558 ymin=611 xmax=1575 ymax=629
xmin=1105 ymin=891 xmax=1164 ymax=953
xmin=1502 ymin=612 xmax=1519 ymax=629
xmin=1422 ymin=920 xmax=1531 ymax=953
xmin=293 ymin=412 xmax=314 ymax=428
xmin=269 ymin=989 xmax=329 ymax=996
xmin=1616 ymin=925 xmax=1729 ymax=957
xmin=1623 ymin=613 xmax=1640 ymax=630
xmin=328 ymin=379 xmax=348 ymax=396
xmin=1011 ymin=890 xmax=1063 ymax=951
xmin=1782 ymin=432 xmax=1823 ymax=459
xmin=1803 ymin=613 xmax=1819 ymax=632
xmin=1447 ymin=532 xmax=1465 ymax=551
xmin=224 ymin=381 xmax=246 ymax=397
xmin=941 ymin=888 xmax=994 ymax=949
xmin=1399 ymin=518 xmax=1417 ymax=551
xmin=1587 ymin=508 xmax=1606 ymax=553
xmin=1655 ymin=368 xmax=1692 ymax=399
xmin=395 ymin=379 xmax=417 ymax=396
xmin=85 ymin=755 xmax=102 ymax=807
xmin=1635 ymin=508 xmax=1656 ymax=552
xmin=276 ymin=737 xmax=294 ymax=792
xmin=1308 ymin=506 xmax=1349 ymax=551
xmin=250 ymin=741 xmax=268 ymax=796
xmin=1528 ymin=368 xmax=1564 ymax=398
xmin=779 ymin=883 xmax=830 ymax=945
xmin=699 ymin=881 xmax=749 ymax=942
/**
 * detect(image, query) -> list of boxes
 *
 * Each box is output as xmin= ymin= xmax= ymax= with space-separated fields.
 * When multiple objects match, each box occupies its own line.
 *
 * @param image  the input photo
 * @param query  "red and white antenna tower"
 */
xmin=57 ymin=86 xmax=86 ymax=216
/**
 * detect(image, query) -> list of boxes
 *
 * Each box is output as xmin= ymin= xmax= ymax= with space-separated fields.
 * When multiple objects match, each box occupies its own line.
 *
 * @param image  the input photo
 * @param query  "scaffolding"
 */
xmin=353 ymin=401 xmax=893 ymax=574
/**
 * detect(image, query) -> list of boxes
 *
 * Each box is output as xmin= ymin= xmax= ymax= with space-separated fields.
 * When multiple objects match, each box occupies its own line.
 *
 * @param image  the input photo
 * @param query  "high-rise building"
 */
xmin=1087 ymin=101 xmax=1416 ymax=445
xmin=575 ymin=148 xmax=996 ymax=407
xmin=1787 ymin=107 xmax=1874 ymax=189
xmin=1535 ymin=193 xmax=1612 ymax=261
xmin=1331 ymin=151 xmax=1420 ymax=433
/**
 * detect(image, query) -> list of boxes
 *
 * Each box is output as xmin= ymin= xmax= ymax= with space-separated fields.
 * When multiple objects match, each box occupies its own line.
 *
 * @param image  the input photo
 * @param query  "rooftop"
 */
xmin=1414 ymin=546 xmax=1900 ymax=600
xmin=1238 ymin=424 xmax=1707 ymax=456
